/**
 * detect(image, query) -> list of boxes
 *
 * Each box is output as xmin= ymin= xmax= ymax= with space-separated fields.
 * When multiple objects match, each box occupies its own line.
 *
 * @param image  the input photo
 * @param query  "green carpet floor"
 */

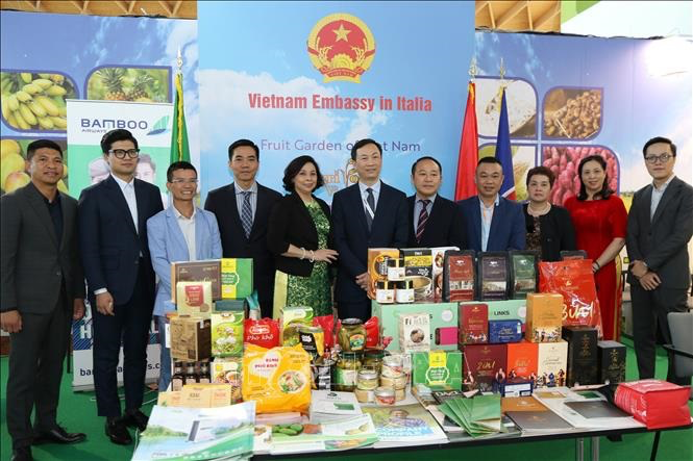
xmin=1 ymin=337 xmax=691 ymax=461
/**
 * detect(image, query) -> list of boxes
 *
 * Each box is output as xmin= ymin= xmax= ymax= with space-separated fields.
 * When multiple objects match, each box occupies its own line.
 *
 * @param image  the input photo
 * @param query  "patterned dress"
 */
xmin=279 ymin=201 xmax=332 ymax=316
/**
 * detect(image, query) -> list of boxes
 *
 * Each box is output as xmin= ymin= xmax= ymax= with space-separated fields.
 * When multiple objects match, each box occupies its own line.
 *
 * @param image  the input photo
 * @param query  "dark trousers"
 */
xmin=6 ymin=287 xmax=70 ymax=450
xmin=631 ymin=283 xmax=691 ymax=386
xmin=92 ymin=264 xmax=153 ymax=417
xmin=337 ymin=299 xmax=371 ymax=322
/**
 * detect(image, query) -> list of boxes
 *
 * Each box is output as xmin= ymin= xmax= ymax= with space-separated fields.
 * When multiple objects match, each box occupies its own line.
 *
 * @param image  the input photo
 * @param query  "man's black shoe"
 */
xmin=11 ymin=447 xmax=33 ymax=461
xmin=34 ymin=425 xmax=86 ymax=444
xmin=122 ymin=409 xmax=149 ymax=432
xmin=105 ymin=417 xmax=132 ymax=445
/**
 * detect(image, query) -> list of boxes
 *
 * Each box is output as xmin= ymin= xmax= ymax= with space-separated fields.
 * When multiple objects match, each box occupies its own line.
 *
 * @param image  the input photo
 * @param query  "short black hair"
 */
xmin=100 ymin=129 xmax=138 ymax=154
xmin=526 ymin=166 xmax=555 ymax=188
xmin=167 ymin=161 xmax=197 ymax=182
xmin=477 ymin=156 xmax=503 ymax=168
xmin=643 ymin=136 xmax=677 ymax=157
xmin=350 ymin=138 xmax=382 ymax=161
xmin=228 ymin=139 xmax=259 ymax=161
xmin=411 ymin=156 xmax=442 ymax=176
xmin=26 ymin=139 xmax=63 ymax=160
xmin=282 ymin=155 xmax=325 ymax=193
xmin=577 ymin=154 xmax=614 ymax=201
xmin=139 ymin=153 xmax=156 ymax=170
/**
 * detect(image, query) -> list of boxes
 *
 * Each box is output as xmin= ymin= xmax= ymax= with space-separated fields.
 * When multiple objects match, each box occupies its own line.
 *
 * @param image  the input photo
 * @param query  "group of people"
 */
xmin=1 ymin=130 xmax=691 ymax=460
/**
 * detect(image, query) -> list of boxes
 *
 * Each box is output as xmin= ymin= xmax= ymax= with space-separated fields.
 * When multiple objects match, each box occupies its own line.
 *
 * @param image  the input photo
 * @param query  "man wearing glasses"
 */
xmin=78 ymin=129 xmax=163 ymax=445
xmin=147 ymin=161 xmax=222 ymax=391
xmin=626 ymin=136 xmax=693 ymax=387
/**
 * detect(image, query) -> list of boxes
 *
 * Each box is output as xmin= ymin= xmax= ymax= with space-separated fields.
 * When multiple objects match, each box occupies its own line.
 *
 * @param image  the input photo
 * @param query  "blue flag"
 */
xmin=495 ymin=87 xmax=515 ymax=200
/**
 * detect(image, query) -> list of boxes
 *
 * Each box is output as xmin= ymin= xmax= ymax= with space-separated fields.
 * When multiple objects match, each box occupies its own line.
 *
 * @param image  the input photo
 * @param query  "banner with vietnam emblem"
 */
xmin=198 ymin=1 xmax=476 ymax=202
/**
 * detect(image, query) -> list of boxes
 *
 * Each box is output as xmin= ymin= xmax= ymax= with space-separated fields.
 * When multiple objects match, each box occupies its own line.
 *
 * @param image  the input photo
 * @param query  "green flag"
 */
xmin=170 ymin=72 xmax=190 ymax=163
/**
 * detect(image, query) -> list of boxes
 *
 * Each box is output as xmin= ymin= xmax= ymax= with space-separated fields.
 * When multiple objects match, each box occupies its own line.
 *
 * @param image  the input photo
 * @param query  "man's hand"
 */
xmin=96 ymin=292 xmax=115 ymax=316
xmin=639 ymin=272 xmax=661 ymax=291
xmin=73 ymin=299 xmax=86 ymax=321
xmin=355 ymin=272 xmax=371 ymax=292
xmin=631 ymin=260 xmax=648 ymax=279
xmin=1 ymin=310 xmax=22 ymax=333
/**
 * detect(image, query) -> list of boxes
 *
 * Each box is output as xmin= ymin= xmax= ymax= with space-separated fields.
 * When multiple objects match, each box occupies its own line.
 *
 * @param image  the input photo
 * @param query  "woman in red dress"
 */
xmin=565 ymin=155 xmax=627 ymax=340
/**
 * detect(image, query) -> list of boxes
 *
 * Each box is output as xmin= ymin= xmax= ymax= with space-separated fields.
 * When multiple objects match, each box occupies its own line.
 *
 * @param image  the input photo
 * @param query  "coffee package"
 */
xmin=478 ymin=252 xmax=509 ymax=301
xmin=443 ymin=250 xmax=476 ymax=302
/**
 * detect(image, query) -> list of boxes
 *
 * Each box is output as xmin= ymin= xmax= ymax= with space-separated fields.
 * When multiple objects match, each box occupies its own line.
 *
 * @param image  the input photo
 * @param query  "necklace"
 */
xmin=528 ymin=202 xmax=551 ymax=216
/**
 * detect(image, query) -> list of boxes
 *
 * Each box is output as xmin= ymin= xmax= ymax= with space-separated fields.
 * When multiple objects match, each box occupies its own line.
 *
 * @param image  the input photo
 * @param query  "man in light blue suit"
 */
xmin=147 ymin=161 xmax=222 ymax=390
xmin=458 ymin=157 xmax=526 ymax=252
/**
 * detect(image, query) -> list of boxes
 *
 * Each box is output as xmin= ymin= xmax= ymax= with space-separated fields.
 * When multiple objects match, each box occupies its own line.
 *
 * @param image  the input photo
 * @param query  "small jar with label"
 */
xmin=375 ymin=281 xmax=395 ymax=304
xmin=395 ymin=280 xmax=415 ymax=304
xmin=374 ymin=386 xmax=396 ymax=406
xmin=363 ymin=349 xmax=385 ymax=372
xmin=382 ymin=355 xmax=404 ymax=378
xmin=380 ymin=371 xmax=407 ymax=389
xmin=357 ymin=368 xmax=379 ymax=390
xmin=339 ymin=318 xmax=366 ymax=353
xmin=332 ymin=352 xmax=362 ymax=392
xmin=387 ymin=257 xmax=406 ymax=281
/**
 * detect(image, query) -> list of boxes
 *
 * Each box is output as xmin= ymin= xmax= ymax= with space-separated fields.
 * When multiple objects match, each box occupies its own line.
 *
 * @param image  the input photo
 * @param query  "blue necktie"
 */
xmin=241 ymin=191 xmax=253 ymax=238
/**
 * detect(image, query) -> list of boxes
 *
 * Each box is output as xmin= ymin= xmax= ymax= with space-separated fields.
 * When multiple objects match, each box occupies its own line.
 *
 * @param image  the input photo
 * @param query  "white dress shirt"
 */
xmin=173 ymin=205 xmax=197 ymax=261
xmin=235 ymin=181 xmax=258 ymax=223
xmin=650 ymin=174 xmax=675 ymax=220
xmin=358 ymin=180 xmax=381 ymax=219
xmin=112 ymin=174 xmax=139 ymax=233
xmin=479 ymin=194 xmax=500 ymax=252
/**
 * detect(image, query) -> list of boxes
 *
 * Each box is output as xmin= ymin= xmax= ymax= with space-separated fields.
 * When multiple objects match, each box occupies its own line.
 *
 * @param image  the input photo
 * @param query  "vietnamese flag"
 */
xmin=454 ymin=81 xmax=478 ymax=201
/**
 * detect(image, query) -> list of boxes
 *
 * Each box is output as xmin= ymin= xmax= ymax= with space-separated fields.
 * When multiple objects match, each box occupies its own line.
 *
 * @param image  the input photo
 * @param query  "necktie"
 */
xmin=365 ymin=187 xmax=375 ymax=231
xmin=416 ymin=199 xmax=431 ymax=243
xmin=241 ymin=191 xmax=253 ymax=238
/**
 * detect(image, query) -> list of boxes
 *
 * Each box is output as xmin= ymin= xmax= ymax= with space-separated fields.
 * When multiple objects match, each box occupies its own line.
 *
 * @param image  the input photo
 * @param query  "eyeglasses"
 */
xmin=645 ymin=153 xmax=673 ymax=164
xmin=108 ymin=149 xmax=140 ymax=159
xmin=170 ymin=178 xmax=198 ymax=184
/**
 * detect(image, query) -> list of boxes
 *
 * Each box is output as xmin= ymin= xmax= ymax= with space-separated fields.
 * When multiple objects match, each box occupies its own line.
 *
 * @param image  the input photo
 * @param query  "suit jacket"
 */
xmin=458 ymin=196 xmax=526 ymax=252
xmin=331 ymin=182 xmax=408 ymax=303
xmin=626 ymin=176 xmax=693 ymax=289
xmin=1 ymin=183 xmax=85 ymax=314
xmin=267 ymin=192 xmax=333 ymax=277
xmin=147 ymin=206 xmax=223 ymax=316
xmin=204 ymin=182 xmax=282 ymax=305
xmin=523 ymin=204 xmax=577 ymax=261
xmin=407 ymin=194 xmax=467 ymax=248
xmin=78 ymin=175 xmax=163 ymax=304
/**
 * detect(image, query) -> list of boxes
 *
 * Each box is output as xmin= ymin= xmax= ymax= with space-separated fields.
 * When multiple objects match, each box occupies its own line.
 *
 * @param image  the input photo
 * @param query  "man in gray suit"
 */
xmin=1 ymin=140 xmax=87 ymax=461
xmin=627 ymin=136 xmax=693 ymax=386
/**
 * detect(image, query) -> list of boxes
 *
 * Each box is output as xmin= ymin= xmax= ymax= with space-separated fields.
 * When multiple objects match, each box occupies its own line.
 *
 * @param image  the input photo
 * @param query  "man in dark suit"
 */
xmin=78 ymin=129 xmax=163 ymax=445
xmin=204 ymin=139 xmax=281 ymax=318
xmin=626 ymin=136 xmax=693 ymax=386
xmin=332 ymin=139 xmax=409 ymax=320
xmin=407 ymin=156 xmax=466 ymax=248
xmin=458 ymin=157 xmax=525 ymax=252
xmin=1 ymin=140 xmax=86 ymax=461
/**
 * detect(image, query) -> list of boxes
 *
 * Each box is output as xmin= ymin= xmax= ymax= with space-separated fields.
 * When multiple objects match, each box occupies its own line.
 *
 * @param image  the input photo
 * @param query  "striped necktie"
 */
xmin=416 ymin=199 xmax=431 ymax=243
xmin=241 ymin=191 xmax=253 ymax=238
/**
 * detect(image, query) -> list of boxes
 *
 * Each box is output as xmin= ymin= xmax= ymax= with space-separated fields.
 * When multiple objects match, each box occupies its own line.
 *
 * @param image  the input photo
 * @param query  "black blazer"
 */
xmin=626 ymin=176 xmax=693 ymax=289
xmin=523 ymin=204 xmax=577 ymax=262
xmin=267 ymin=193 xmax=333 ymax=277
xmin=1 ymin=183 xmax=85 ymax=313
xmin=204 ymin=182 xmax=282 ymax=304
xmin=407 ymin=194 xmax=467 ymax=249
xmin=78 ymin=175 xmax=163 ymax=304
xmin=331 ymin=182 xmax=408 ymax=303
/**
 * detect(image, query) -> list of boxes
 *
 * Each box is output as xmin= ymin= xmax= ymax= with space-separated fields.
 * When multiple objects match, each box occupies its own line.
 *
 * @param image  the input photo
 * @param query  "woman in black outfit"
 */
xmin=523 ymin=166 xmax=577 ymax=261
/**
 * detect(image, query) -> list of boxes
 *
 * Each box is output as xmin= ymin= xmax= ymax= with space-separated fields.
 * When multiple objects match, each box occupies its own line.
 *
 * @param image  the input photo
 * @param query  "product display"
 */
xmin=339 ymin=318 xmax=366 ymax=353
xmin=525 ymin=293 xmax=563 ymax=343
xmin=220 ymin=258 xmax=253 ymax=299
xmin=372 ymin=301 xmax=458 ymax=352
xmin=399 ymin=313 xmax=431 ymax=353
xmin=459 ymin=303 xmax=488 ymax=345
xmin=402 ymin=248 xmax=434 ymax=302
xmin=463 ymin=344 xmax=507 ymax=392
xmin=536 ymin=341 xmax=568 ymax=388
xmin=171 ymin=260 xmax=222 ymax=302
xmin=211 ymin=311 xmax=244 ymax=357
xmin=509 ymin=251 xmax=538 ymax=299
xmin=443 ymin=250 xmax=476 ymax=302
xmin=478 ymin=252 xmax=508 ymax=301
xmin=170 ymin=315 xmax=212 ymax=362
xmin=597 ymin=340 xmax=626 ymax=385
xmin=506 ymin=341 xmax=539 ymax=384
xmin=562 ymin=326 xmax=598 ymax=387
xmin=368 ymin=248 xmax=400 ymax=294
xmin=430 ymin=246 xmax=459 ymax=301
xmin=489 ymin=319 xmax=523 ymax=344
xmin=176 ymin=281 xmax=213 ymax=319
xmin=412 ymin=350 xmax=462 ymax=391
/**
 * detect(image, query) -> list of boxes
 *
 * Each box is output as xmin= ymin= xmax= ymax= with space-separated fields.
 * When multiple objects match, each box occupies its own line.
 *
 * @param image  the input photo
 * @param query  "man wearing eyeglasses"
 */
xmin=78 ymin=129 xmax=164 ymax=445
xmin=147 ymin=161 xmax=222 ymax=391
xmin=626 ymin=136 xmax=693 ymax=387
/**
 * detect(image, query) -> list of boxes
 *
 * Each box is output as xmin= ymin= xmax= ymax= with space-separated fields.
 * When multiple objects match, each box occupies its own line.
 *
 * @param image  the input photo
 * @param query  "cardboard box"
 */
xmin=180 ymin=384 xmax=232 ymax=408
xmin=463 ymin=344 xmax=507 ymax=393
xmin=459 ymin=303 xmax=488 ymax=345
xmin=431 ymin=246 xmax=459 ymax=302
xmin=171 ymin=260 xmax=221 ymax=302
xmin=443 ymin=251 xmax=476 ymax=302
xmin=598 ymin=340 xmax=626 ymax=385
xmin=279 ymin=306 xmax=314 ymax=346
xmin=220 ymin=258 xmax=253 ymax=299
xmin=157 ymin=391 xmax=182 ymax=407
xmin=506 ymin=340 xmax=538 ymax=383
xmin=489 ymin=319 xmax=523 ymax=344
xmin=367 ymin=248 xmax=400 ymax=293
xmin=402 ymin=248 xmax=434 ymax=302
xmin=478 ymin=252 xmax=509 ymax=301
xmin=211 ymin=357 xmax=243 ymax=403
xmin=211 ymin=311 xmax=244 ymax=357
xmin=176 ymin=281 xmax=213 ymax=319
xmin=525 ymin=293 xmax=563 ymax=343
xmin=412 ymin=350 xmax=463 ymax=391
xmin=170 ymin=315 xmax=211 ymax=361
xmin=536 ymin=340 xmax=568 ymax=388
xmin=371 ymin=301 xmax=458 ymax=352
xmin=562 ymin=326 xmax=598 ymax=386
xmin=464 ymin=299 xmax=527 ymax=324
xmin=399 ymin=312 xmax=431 ymax=353
xmin=214 ymin=299 xmax=249 ymax=314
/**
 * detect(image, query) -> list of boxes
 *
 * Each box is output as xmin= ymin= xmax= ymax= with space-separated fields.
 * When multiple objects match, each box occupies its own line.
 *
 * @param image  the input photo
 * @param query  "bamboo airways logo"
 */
xmin=307 ymin=13 xmax=375 ymax=83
